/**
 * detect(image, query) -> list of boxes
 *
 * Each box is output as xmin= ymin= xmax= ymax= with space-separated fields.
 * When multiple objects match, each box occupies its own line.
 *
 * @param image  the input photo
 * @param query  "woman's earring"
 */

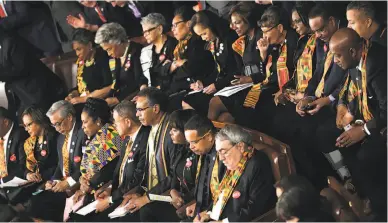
xmin=97 ymin=122 xmax=100 ymax=126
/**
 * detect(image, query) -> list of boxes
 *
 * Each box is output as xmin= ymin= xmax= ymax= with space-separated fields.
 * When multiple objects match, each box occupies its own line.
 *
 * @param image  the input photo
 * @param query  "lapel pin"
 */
xmin=72 ymin=141 xmax=75 ymax=145
xmin=70 ymin=149 xmax=74 ymax=153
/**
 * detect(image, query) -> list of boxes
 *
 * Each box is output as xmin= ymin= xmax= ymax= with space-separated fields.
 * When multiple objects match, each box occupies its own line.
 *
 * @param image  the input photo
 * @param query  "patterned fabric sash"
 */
xmin=243 ymin=41 xmax=288 ymax=108
xmin=0 ymin=138 xmax=7 ymax=178
xmin=359 ymin=48 xmax=373 ymax=121
xmin=80 ymin=124 xmax=122 ymax=180
xmin=173 ymin=33 xmax=192 ymax=60
xmin=296 ymin=34 xmax=316 ymax=93
xmin=231 ymin=35 xmax=245 ymax=57
xmin=212 ymin=148 xmax=254 ymax=215
xmin=315 ymin=49 xmax=334 ymax=98
xmin=24 ymin=136 xmax=41 ymax=173
xmin=76 ymin=59 xmax=89 ymax=95
xmin=119 ymin=139 xmax=133 ymax=186
xmin=208 ymin=40 xmax=221 ymax=73
xmin=196 ymin=153 xmax=221 ymax=199
xmin=109 ymin=58 xmax=117 ymax=90
xmin=62 ymin=134 xmax=70 ymax=177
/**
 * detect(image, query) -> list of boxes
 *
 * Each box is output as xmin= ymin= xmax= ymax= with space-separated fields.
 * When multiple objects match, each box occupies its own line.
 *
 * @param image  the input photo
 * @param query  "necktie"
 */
xmin=0 ymin=138 xmax=7 ymax=178
xmin=94 ymin=6 xmax=107 ymax=23
xmin=62 ymin=134 xmax=70 ymax=177
xmin=119 ymin=139 xmax=133 ymax=186
xmin=0 ymin=4 xmax=7 ymax=18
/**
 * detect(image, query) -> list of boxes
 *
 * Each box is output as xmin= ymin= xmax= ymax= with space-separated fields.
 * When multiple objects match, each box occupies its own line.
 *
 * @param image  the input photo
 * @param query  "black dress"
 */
xmin=183 ymin=31 xmax=242 ymax=116
xmin=138 ymin=145 xmax=199 ymax=222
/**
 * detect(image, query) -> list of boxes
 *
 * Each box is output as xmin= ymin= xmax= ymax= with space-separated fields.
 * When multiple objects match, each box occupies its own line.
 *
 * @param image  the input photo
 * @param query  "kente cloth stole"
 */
xmin=358 ymin=48 xmax=373 ymax=121
xmin=147 ymin=114 xmax=169 ymax=190
xmin=212 ymin=148 xmax=254 ymax=215
xmin=119 ymin=139 xmax=133 ymax=186
xmin=173 ymin=33 xmax=192 ymax=60
xmin=296 ymin=34 xmax=316 ymax=93
xmin=315 ymin=50 xmax=334 ymax=98
xmin=109 ymin=58 xmax=117 ymax=90
xmin=195 ymin=154 xmax=220 ymax=199
xmin=24 ymin=136 xmax=40 ymax=173
xmin=0 ymin=138 xmax=8 ymax=178
xmin=232 ymin=35 xmax=245 ymax=57
xmin=243 ymin=41 xmax=289 ymax=108
xmin=76 ymin=59 xmax=89 ymax=95
xmin=208 ymin=40 xmax=221 ymax=73
xmin=62 ymin=134 xmax=70 ymax=177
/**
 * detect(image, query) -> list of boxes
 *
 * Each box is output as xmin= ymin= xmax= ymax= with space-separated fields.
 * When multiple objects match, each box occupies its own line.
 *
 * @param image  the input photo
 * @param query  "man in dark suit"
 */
xmin=194 ymin=125 xmax=276 ymax=222
xmin=24 ymin=100 xmax=85 ymax=222
xmin=0 ymin=30 xmax=65 ymax=121
xmin=73 ymin=100 xmax=150 ymax=222
xmin=330 ymin=28 xmax=386 ymax=221
xmin=183 ymin=115 xmax=226 ymax=219
xmin=0 ymin=1 xmax=62 ymax=57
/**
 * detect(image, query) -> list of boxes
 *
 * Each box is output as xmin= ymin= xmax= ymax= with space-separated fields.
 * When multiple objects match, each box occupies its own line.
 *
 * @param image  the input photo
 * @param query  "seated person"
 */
xmin=195 ymin=124 xmax=276 ymax=222
xmin=75 ymin=100 xmax=150 ymax=222
xmin=21 ymin=106 xmax=58 ymax=185
xmin=65 ymin=29 xmax=113 ymax=107
xmin=65 ymin=98 xmax=123 ymax=221
xmin=140 ymin=13 xmax=178 ymax=89
xmin=274 ymin=174 xmax=316 ymax=198
xmin=95 ymin=23 xmax=147 ymax=107
xmin=182 ymin=10 xmax=242 ymax=116
xmin=167 ymin=6 xmax=215 ymax=110
xmin=25 ymin=101 xmax=85 ymax=222
xmin=138 ymin=109 xmax=198 ymax=222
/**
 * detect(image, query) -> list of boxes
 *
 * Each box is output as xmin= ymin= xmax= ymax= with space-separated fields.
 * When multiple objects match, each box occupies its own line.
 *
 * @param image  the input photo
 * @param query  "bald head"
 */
xmin=329 ymin=28 xmax=363 ymax=70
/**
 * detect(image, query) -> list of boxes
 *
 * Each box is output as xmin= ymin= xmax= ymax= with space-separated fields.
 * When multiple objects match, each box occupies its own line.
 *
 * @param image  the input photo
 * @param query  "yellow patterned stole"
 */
xmin=119 ymin=139 xmax=133 ymax=186
xmin=173 ymin=33 xmax=192 ymax=60
xmin=231 ymin=35 xmax=246 ymax=57
xmin=76 ymin=59 xmax=89 ymax=95
xmin=358 ymin=49 xmax=373 ymax=121
xmin=296 ymin=34 xmax=316 ymax=93
xmin=109 ymin=58 xmax=117 ymax=90
xmin=62 ymin=134 xmax=70 ymax=177
xmin=208 ymin=40 xmax=221 ymax=73
xmin=212 ymin=148 xmax=254 ymax=215
xmin=196 ymin=154 xmax=221 ymax=199
xmin=24 ymin=136 xmax=40 ymax=173
xmin=0 ymin=138 xmax=8 ymax=178
xmin=243 ymin=41 xmax=288 ymax=108
xmin=315 ymin=47 xmax=334 ymax=98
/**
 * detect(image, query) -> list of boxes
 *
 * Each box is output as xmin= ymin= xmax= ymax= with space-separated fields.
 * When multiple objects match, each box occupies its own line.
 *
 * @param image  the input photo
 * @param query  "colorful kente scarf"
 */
xmin=80 ymin=124 xmax=123 ymax=180
xmin=76 ymin=58 xmax=93 ymax=95
xmin=296 ymin=34 xmax=316 ymax=93
xmin=24 ymin=135 xmax=48 ymax=173
xmin=212 ymin=147 xmax=254 ymax=215
xmin=173 ymin=33 xmax=192 ymax=60
xmin=315 ymin=47 xmax=334 ymax=98
xmin=232 ymin=35 xmax=245 ymax=57
xmin=207 ymin=39 xmax=221 ymax=73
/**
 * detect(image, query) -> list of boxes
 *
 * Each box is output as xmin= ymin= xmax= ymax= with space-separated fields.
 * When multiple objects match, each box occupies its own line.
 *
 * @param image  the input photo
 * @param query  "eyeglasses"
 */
xmin=218 ymin=144 xmax=236 ymax=157
xmin=314 ymin=22 xmax=328 ymax=34
xmin=136 ymin=106 xmax=151 ymax=112
xmin=143 ymin=26 xmax=159 ymax=35
xmin=51 ymin=117 xmax=66 ymax=128
xmin=23 ymin=121 xmax=34 ymax=129
xmin=171 ymin=21 xmax=185 ymax=30
xmin=261 ymin=23 xmax=279 ymax=34
xmin=292 ymin=19 xmax=303 ymax=27
xmin=187 ymin=130 xmax=211 ymax=145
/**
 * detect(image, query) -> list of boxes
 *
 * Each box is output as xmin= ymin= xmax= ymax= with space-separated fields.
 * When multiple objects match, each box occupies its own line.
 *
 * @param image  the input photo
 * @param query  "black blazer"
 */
xmin=111 ymin=126 xmax=150 ymax=202
xmin=369 ymin=24 xmax=387 ymax=47
xmin=110 ymin=41 xmax=146 ymax=101
xmin=0 ymin=1 xmax=62 ymax=57
xmin=52 ymin=121 xmax=85 ymax=181
xmin=0 ymin=32 xmax=65 ymax=115
xmin=24 ymin=132 xmax=58 ymax=181
xmin=216 ymin=150 xmax=277 ymax=222
xmin=1 ymin=125 xmax=28 ymax=183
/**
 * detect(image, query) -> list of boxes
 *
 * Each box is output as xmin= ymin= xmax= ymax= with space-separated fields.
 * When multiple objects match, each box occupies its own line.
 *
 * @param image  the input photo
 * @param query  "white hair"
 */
xmin=141 ymin=13 xmax=166 ymax=28
xmin=95 ymin=22 xmax=127 ymax=45
xmin=46 ymin=100 xmax=75 ymax=118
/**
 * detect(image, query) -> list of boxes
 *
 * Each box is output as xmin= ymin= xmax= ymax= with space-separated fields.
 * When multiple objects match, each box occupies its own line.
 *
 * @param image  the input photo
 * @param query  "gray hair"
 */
xmin=140 ymin=13 xmax=166 ymax=28
xmin=215 ymin=124 xmax=252 ymax=147
xmin=95 ymin=23 xmax=127 ymax=45
xmin=46 ymin=100 xmax=76 ymax=118
xmin=113 ymin=100 xmax=140 ymax=125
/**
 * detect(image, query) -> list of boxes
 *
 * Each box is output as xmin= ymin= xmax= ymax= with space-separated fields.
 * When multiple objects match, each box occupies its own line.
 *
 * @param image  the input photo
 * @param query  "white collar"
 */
xmin=356 ymin=57 xmax=363 ymax=71
xmin=3 ymin=123 xmax=13 ymax=141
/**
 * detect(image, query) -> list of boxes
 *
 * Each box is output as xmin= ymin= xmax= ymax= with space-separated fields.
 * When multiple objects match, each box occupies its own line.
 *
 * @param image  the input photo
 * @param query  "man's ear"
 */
xmin=186 ymin=21 xmax=192 ymax=29
xmin=277 ymin=24 xmax=284 ymax=34
xmin=366 ymin=17 xmax=373 ymax=28
xmin=153 ymin=104 xmax=160 ymax=114
xmin=349 ymin=47 xmax=357 ymax=58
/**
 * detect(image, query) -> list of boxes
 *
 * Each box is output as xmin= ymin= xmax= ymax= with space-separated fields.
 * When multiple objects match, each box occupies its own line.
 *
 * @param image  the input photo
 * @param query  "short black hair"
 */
xmin=308 ymin=5 xmax=336 ymax=22
xmin=82 ymin=97 xmax=111 ymax=125
xmin=113 ymin=100 xmax=140 ymax=125
xmin=229 ymin=2 xmax=259 ymax=29
xmin=0 ymin=107 xmax=13 ymax=121
xmin=274 ymin=174 xmax=316 ymax=194
xmin=259 ymin=6 xmax=290 ymax=30
xmin=72 ymin=28 xmax=96 ymax=45
xmin=169 ymin=109 xmax=197 ymax=133
xmin=137 ymin=87 xmax=169 ymax=112
xmin=184 ymin=114 xmax=216 ymax=136
xmin=292 ymin=2 xmax=315 ymax=27
xmin=22 ymin=105 xmax=54 ymax=133
xmin=190 ymin=10 xmax=231 ymax=40
xmin=347 ymin=1 xmax=376 ymax=21
xmin=174 ymin=6 xmax=195 ymax=22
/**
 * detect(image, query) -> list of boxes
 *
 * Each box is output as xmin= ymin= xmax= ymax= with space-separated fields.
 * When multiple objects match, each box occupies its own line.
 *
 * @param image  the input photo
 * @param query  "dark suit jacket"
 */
xmin=1 ymin=125 xmax=28 ymax=183
xmin=216 ymin=150 xmax=277 ymax=222
xmin=369 ymin=24 xmax=387 ymax=47
xmin=111 ymin=126 xmax=150 ymax=202
xmin=0 ymin=32 xmax=65 ymax=116
xmin=0 ymin=1 xmax=62 ymax=57
xmin=52 ymin=121 xmax=85 ymax=181
xmin=24 ymin=132 xmax=58 ymax=182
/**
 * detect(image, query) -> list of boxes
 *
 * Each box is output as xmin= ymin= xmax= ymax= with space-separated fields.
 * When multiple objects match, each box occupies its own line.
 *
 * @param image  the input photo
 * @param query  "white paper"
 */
xmin=210 ymin=190 xmax=224 ymax=221
xmin=214 ymin=83 xmax=253 ymax=97
xmin=108 ymin=204 xmax=129 ymax=219
xmin=187 ymin=89 xmax=202 ymax=95
xmin=1 ymin=177 xmax=28 ymax=188
xmin=0 ymin=82 xmax=8 ymax=109
xmin=148 ymin=194 xmax=172 ymax=203
xmin=76 ymin=200 xmax=98 ymax=216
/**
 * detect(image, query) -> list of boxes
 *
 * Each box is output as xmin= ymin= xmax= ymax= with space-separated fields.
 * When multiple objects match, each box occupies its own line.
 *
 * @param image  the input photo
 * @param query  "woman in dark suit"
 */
xmin=21 ymin=106 xmax=58 ymax=183
xmin=182 ymin=10 xmax=242 ymax=116
xmin=137 ymin=109 xmax=199 ymax=222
